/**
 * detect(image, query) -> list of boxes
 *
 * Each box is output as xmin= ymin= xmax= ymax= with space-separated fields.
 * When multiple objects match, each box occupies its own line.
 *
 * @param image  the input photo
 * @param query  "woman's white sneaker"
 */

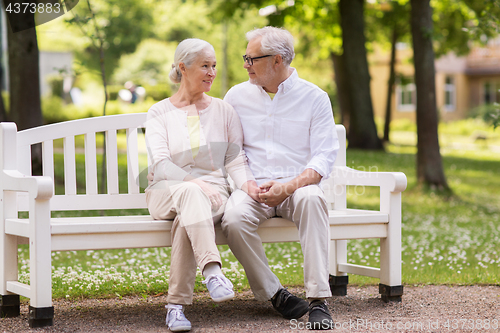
xmin=165 ymin=305 xmax=191 ymax=332
xmin=202 ymin=275 xmax=235 ymax=302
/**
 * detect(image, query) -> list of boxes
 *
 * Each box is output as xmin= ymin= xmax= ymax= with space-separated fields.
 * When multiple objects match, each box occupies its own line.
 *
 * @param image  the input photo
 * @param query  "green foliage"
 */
xmin=461 ymin=0 xmax=500 ymax=39
xmin=431 ymin=0 xmax=478 ymax=56
xmin=365 ymin=0 xmax=411 ymax=49
xmin=106 ymin=85 xmax=123 ymax=101
xmin=66 ymin=0 xmax=154 ymax=79
xmin=387 ymin=118 xmax=417 ymax=132
xmin=141 ymin=84 xmax=172 ymax=101
xmin=469 ymin=104 xmax=500 ymax=130
xmin=154 ymin=0 xmax=217 ymax=43
xmin=485 ymin=107 xmax=500 ymax=129
xmin=112 ymin=39 xmax=177 ymax=86
xmin=2 ymin=91 xmax=9 ymax=114
xmin=42 ymin=97 xmax=152 ymax=124
xmin=42 ymin=96 xmax=67 ymax=124
xmin=46 ymin=74 xmax=65 ymax=97
xmin=105 ymin=84 xmax=172 ymax=102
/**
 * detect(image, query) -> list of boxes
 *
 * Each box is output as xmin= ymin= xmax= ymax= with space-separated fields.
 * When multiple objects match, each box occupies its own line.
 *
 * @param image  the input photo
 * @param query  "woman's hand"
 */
xmin=241 ymin=180 xmax=264 ymax=203
xmin=190 ymin=178 xmax=224 ymax=211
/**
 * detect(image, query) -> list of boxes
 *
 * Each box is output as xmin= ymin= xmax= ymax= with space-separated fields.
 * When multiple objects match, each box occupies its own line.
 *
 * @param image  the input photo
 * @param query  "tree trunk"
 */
xmin=339 ymin=0 xmax=383 ymax=150
xmin=383 ymin=28 xmax=398 ymax=142
xmin=5 ymin=11 xmax=43 ymax=174
xmin=0 ymin=81 xmax=7 ymax=121
xmin=331 ymin=52 xmax=350 ymax=130
xmin=410 ymin=0 xmax=449 ymax=189
xmin=0 ymin=95 xmax=6 ymax=121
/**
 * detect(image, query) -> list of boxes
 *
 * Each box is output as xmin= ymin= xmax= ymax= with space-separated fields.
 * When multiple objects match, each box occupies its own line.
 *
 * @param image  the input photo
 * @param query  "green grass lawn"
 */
xmin=16 ymin=120 xmax=500 ymax=299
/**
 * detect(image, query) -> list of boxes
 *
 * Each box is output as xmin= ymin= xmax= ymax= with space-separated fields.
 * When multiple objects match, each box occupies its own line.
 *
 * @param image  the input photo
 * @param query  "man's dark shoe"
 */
xmin=308 ymin=300 xmax=333 ymax=330
xmin=271 ymin=288 xmax=309 ymax=319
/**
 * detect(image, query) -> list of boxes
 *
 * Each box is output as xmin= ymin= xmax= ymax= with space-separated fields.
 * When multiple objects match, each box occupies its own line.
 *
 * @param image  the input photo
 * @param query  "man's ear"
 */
xmin=274 ymin=54 xmax=283 ymax=66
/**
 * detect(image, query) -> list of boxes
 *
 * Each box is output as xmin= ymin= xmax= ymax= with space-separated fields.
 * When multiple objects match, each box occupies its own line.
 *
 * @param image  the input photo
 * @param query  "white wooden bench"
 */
xmin=0 ymin=113 xmax=406 ymax=328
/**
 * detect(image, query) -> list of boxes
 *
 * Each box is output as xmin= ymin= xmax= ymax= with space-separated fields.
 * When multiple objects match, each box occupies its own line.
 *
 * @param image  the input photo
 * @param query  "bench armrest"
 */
xmin=332 ymin=166 xmax=407 ymax=193
xmin=2 ymin=170 xmax=53 ymax=200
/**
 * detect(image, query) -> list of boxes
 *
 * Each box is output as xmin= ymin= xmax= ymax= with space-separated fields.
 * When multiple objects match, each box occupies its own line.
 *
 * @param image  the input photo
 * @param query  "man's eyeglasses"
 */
xmin=242 ymin=54 xmax=273 ymax=66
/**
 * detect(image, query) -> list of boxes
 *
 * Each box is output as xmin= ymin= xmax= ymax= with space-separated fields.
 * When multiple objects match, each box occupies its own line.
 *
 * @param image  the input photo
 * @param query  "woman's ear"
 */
xmin=179 ymin=62 xmax=187 ymax=74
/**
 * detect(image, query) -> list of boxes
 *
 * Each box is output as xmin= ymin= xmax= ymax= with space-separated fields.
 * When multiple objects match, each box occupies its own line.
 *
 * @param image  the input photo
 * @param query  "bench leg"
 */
xmin=329 ymin=239 xmax=348 ymax=296
xmin=329 ymin=275 xmax=348 ymax=296
xmin=28 ymin=198 xmax=53 ymax=327
xmin=379 ymin=191 xmax=403 ymax=302
xmin=1 ymin=192 xmax=21 ymax=318
xmin=0 ymin=294 xmax=20 ymax=317
xmin=379 ymin=284 xmax=403 ymax=302
xmin=29 ymin=306 xmax=54 ymax=328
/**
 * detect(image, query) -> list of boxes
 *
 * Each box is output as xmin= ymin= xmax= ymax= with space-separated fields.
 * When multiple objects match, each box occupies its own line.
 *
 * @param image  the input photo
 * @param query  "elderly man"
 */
xmin=222 ymin=26 xmax=339 ymax=330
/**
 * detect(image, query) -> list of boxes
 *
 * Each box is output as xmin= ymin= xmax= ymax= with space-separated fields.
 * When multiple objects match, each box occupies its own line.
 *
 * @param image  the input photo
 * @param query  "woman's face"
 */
xmin=181 ymin=48 xmax=217 ymax=93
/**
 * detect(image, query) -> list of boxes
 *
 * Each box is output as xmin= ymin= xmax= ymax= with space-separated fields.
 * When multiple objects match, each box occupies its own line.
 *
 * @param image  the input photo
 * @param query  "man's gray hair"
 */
xmin=246 ymin=26 xmax=295 ymax=66
xmin=169 ymin=38 xmax=215 ymax=83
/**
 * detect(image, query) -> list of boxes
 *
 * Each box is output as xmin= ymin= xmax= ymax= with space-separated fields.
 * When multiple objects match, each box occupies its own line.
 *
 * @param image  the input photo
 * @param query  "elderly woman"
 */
xmin=145 ymin=38 xmax=260 ymax=332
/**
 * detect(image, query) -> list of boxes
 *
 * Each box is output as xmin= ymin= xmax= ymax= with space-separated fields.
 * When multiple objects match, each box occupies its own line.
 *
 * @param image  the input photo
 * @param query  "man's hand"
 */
xmin=258 ymin=169 xmax=323 ymax=207
xmin=258 ymin=181 xmax=293 ymax=207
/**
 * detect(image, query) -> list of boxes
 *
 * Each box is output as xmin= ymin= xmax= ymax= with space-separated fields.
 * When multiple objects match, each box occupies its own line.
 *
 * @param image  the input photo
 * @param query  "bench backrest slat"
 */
xmin=42 ymin=140 xmax=54 ymax=182
xmin=12 ymin=113 xmax=347 ymax=212
xmin=126 ymin=128 xmax=140 ymax=195
xmin=84 ymin=132 xmax=98 ymax=195
xmin=106 ymin=129 xmax=120 ymax=195
xmin=63 ymin=136 xmax=77 ymax=195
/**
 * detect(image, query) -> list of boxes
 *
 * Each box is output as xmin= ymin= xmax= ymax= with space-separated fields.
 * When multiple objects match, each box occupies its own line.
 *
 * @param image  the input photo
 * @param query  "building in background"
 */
xmin=369 ymin=38 xmax=500 ymax=123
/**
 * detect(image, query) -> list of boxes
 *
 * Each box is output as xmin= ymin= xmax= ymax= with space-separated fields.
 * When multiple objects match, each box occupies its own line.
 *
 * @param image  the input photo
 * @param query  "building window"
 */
xmin=444 ymin=76 xmax=456 ymax=112
xmin=483 ymin=81 xmax=500 ymax=105
xmin=396 ymin=79 xmax=416 ymax=112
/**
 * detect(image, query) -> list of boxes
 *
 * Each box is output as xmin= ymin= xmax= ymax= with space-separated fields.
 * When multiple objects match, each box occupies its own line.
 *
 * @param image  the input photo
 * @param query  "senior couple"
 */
xmin=145 ymin=26 xmax=339 ymax=331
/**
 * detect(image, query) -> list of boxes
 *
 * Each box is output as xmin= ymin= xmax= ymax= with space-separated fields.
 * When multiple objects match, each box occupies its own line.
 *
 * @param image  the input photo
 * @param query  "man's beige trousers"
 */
xmin=222 ymin=185 xmax=332 ymax=301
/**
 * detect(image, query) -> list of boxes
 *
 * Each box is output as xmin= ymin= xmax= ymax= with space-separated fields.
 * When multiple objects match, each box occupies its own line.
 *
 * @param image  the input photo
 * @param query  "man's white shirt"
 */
xmin=224 ymin=68 xmax=339 ymax=186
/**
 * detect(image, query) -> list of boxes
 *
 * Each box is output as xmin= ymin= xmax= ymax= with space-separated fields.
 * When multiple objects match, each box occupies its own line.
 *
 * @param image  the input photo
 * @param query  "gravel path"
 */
xmin=2 ymin=285 xmax=499 ymax=332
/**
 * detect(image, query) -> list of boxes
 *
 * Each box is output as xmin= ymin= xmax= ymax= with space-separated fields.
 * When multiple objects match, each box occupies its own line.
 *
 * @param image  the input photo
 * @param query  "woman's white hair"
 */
xmin=169 ymin=38 xmax=215 ymax=84
xmin=246 ymin=26 xmax=295 ymax=66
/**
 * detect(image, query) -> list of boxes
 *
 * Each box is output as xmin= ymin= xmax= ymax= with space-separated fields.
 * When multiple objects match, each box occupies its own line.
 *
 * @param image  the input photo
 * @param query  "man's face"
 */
xmin=244 ymin=37 xmax=276 ymax=89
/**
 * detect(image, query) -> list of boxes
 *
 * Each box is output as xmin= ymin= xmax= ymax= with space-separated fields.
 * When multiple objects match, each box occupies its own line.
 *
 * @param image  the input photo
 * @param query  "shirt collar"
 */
xmin=254 ymin=67 xmax=298 ymax=95
xmin=277 ymin=67 xmax=298 ymax=94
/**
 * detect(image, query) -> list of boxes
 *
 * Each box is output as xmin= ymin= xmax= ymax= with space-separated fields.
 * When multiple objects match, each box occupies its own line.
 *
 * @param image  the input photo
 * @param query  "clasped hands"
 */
xmin=247 ymin=180 xmax=294 ymax=207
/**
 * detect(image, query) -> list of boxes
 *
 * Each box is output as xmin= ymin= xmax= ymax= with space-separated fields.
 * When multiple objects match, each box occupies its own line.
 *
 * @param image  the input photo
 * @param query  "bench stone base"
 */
xmin=29 ymin=306 xmax=54 ymax=328
xmin=379 ymin=284 xmax=403 ymax=302
xmin=329 ymin=275 xmax=349 ymax=296
xmin=0 ymin=295 xmax=20 ymax=317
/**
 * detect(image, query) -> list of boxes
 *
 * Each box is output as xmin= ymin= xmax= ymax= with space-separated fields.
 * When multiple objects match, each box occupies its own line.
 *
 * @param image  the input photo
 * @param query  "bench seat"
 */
xmin=5 ymin=209 xmax=388 ymax=251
